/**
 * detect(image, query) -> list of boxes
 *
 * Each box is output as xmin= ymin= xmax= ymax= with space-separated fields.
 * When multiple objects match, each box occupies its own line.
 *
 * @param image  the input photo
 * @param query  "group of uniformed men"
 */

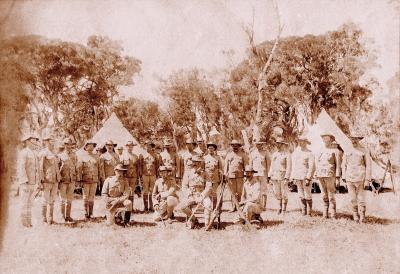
xmin=18 ymin=129 xmax=379 ymax=229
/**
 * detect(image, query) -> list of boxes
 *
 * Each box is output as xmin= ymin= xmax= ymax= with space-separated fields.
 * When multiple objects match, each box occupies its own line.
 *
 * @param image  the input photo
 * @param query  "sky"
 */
xmin=4 ymin=0 xmax=399 ymax=103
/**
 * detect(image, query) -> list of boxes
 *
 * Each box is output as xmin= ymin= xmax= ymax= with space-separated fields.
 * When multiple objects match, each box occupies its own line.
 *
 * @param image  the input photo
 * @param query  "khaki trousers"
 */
xmin=295 ymin=179 xmax=312 ymax=200
xmin=83 ymin=183 xmax=97 ymax=202
xmin=271 ymin=180 xmax=289 ymax=201
xmin=242 ymin=202 xmax=262 ymax=220
xmin=318 ymin=177 xmax=336 ymax=205
xmin=43 ymin=183 xmax=58 ymax=206
xmin=20 ymin=183 xmax=35 ymax=226
xmin=105 ymin=199 xmax=133 ymax=225
xmin=228 ymin=178 xmax=244 ymax=203
xmin=59 ymin=183 xmax=75 ymax=203
xmin=347 ymin=181 xmax=366 ymax=207
xmin=142 ymin=175 xmax=156 ymax=195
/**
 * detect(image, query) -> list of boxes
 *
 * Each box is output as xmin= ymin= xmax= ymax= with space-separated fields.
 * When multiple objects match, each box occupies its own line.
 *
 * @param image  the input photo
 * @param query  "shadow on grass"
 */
xmin=311 ymin=210 xmax=399 ymax=225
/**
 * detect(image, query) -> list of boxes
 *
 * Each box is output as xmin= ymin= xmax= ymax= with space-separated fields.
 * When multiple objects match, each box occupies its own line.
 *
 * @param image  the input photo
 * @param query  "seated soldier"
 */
xmin=152 ymin=166 xmax=179 ymax=224
xmin=238 ymin=167 xmax=263 ymax=225
xmin=101 ymin=164 xmax=133 ymax=226
xmin=179 ymin=155 xmax=212 ymax=229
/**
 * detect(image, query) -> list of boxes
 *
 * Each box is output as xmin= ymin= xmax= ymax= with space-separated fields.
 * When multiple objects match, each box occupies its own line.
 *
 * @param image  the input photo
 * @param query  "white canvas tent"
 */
xmin=78 ymin=113 xmax=146 ymax=156
xmin=303 ymin=109 xmax=388 ymax=182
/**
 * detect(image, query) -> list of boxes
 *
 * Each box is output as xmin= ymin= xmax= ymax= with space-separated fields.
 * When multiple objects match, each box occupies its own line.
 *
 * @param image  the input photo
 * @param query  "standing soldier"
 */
xmin=116 ymin=145 xmax=124 ymax=163
xmin=315 ymin=133 xmax=341 ymax=218
xmin=58 ymin=137 xmax=77 ymax=222
xmin=122 ymin=141 xmax=142 ymax=206
xmin=181 ymin=138 xmax=197 ymax=180
xmin=238 ymin=167 xmax=263 ymax=225
xmin=101 ymin=164 xmax=132 ymax=226
xmin=159 ymin=139 xmax=183 ymax=186
xmin=224 ymin=139 xmax=248 ymax=212
xmin=180 ymin=155 xmax=212 ymax=229
xmin=290 ymin=136 xmax=315 ymax=216
xmin=77 ymin=140 xmax=100 ymax=219
xmin=203 ymin=141 xmax=223 ymax=211
xmin=249 ymin=139 xmax=270 ymax=210
xmin=141 ymin=140 xmax=161 ymax=212
xmin=98 ymin=140 xmax=119 ymax=194
xmin=152 ymin=166 xmax=179 ymax=223
xmin=268 ymin=138 xmax=292 ymax=215
xmin=38 ymin=134 xmax=61 ymax=224
xmin=194 ymin=137 xmax=206 ymax=156
xmin=17 ymin=134 xmax=40 ymax=227
xmin=342 ymin=133 xmax=371 ymax=223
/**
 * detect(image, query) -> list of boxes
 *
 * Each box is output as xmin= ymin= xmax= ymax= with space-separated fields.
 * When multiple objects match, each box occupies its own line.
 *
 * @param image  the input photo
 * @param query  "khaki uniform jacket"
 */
xmin=122 ymin=152 xmax=141 ymax=178
xmin=290 ymin=147 xmax=315 ymax=180
xmin=77 ymin=151 xmax=99 ymax=184
xmin=160 ymin=150 xmax=183 ymax=179
xmin=315 ymin=148 xmax=341 ymax=178
xmin=268 ymin=150 xmax=292 ymax=181
xmin=181 ymin=150 xmax=196 ymax=173
xmin=38 ymin=148 xmax=61 ymax=184
xmin=342 ymin=147 xmax=371 ymax=182
xmin=18 ymin=147 xmax=40 ymax=185
xmin=224 ymin=151 xmax=248 ymax=179
xmin=241 ymin=178 xmax=261 ymax=205
xmin=204 ymin=153 xmax=223 ymax=183
xmin=152 ymin=177 xmax=178 ymax=205
xmin=99 ymin=152 xmax=119 ymax=182
xmin=141 ymin=151 xmax=161 ymax=177
xmin=182 ymin=170 xmax=211 ymax=198
xmin=250 ymin=149 xmax=270 ymax=178
xmin=101 ymin=175 xmax=130 ymax=203
xmin=58 ymin=151 xmax=77 ymax=184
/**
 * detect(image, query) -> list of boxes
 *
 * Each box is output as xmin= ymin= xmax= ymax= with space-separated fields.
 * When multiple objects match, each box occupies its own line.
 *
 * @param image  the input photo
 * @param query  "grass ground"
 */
xmin=1 ymin=187 xmax=399 ymax=274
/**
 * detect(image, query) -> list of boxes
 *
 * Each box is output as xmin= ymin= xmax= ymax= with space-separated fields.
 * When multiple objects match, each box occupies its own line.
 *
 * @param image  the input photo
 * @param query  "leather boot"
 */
xmin=306 ymin=200 xmax=312 ymax=216
xmin=48 ymin=204 xmax=54 ymax=225
xmin=277 ymin=199 xmax=282 ymax=215
xmin=124 ymin=211 xmax=131 ymax=225
xmin=66 ymin=202 xmax=73 ymax=222
xmin=42 ymin=204 xmax=47 ymax=223
xmin=88 ymin=201 xmax=94 ymax=218
xmin=149 ymin=196 xmax=154 ymax=212
xmin=282 ymin=199 xmax=288 ymax=213
xmin=323 ymin=199 xmax=329 ymax=218
xmin=330 ymin=202 xmax=337 ymax=219
xmin=352 ymin=205 xmax=359 ymax=222
xmin=60 ymin=202 xmax=66 ymax=221
xmin=359 ymin=205 xmax=366 ymax=223
xmin=300 ymin=199 xmax=307 ymax=215
xmin=84 ymin=201 xmax=89 ymax=219
xmin=143 ymin=195 xmax=148 ymax=212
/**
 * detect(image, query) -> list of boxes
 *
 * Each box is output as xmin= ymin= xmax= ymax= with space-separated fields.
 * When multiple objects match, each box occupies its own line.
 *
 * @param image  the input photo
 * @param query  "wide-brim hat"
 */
xmin=63 ymin=137 xmax=75 ymax=145
xmin=114 ymin=164 xmax=127 ymax=171
xmin=320 ymin=133 xmax=335 ymax=140
xmin=297 ymin=136 xmax=311 ymax=145
xmin=244 ymin=166 xmax=258 ymax=175
xmin=21 ymin=134 xmax=39 ymax=142
xmin=84 ymin=140 xmax=97 ymax=150
xmin=349 ymin=134 xmax=364 ymax=140
xmin=230 ymin=139 xmax=242 ymax=146
xmin=185 ymin=138 xmax=196 ymax=144
xmin=159 ymin=165 xmax=173 ymax=172
xmin=254 ymin=139 xmax=267 ymax=145
xmin=145 ymin=140 xmax=155 ymax=146
xmin=206 ymin=141 xmax=218 ymax=149
xmin=117 ymin=146 xmax=124 ymax=150
xmin=275 ymin=138 xmax=288 ymax=145
xmin=105 ymin=140 xmax=117 ymax=147
xmin=126 ymin=141 xmax=136 ymax=147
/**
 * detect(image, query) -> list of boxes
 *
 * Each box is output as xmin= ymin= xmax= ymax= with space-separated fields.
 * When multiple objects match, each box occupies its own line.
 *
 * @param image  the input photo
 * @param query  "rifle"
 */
xmin=205 ymin=179 xmax=226 ymax=231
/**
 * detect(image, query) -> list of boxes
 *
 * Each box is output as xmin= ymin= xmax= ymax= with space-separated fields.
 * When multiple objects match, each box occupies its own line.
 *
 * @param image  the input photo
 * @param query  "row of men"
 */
xmin=18 ymin=131 xmax=377 ymax=228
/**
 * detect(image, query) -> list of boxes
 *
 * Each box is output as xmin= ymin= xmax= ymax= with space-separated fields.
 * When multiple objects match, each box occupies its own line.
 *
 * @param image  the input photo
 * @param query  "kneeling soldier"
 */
xmin=238 ymin=167 xmax=263 ymax=225
xmin=179 ymin=155 xmax=212 ymax=229
xmin=152 ymin=166 xmax=179 ymax=224
xmin=101 ymin=164 xmax=132 ymax=226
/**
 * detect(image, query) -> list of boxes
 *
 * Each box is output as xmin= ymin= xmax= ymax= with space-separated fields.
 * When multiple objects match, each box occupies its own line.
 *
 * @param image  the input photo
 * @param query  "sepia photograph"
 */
xmin=0 ymin=0 xmax=399 ymax=273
